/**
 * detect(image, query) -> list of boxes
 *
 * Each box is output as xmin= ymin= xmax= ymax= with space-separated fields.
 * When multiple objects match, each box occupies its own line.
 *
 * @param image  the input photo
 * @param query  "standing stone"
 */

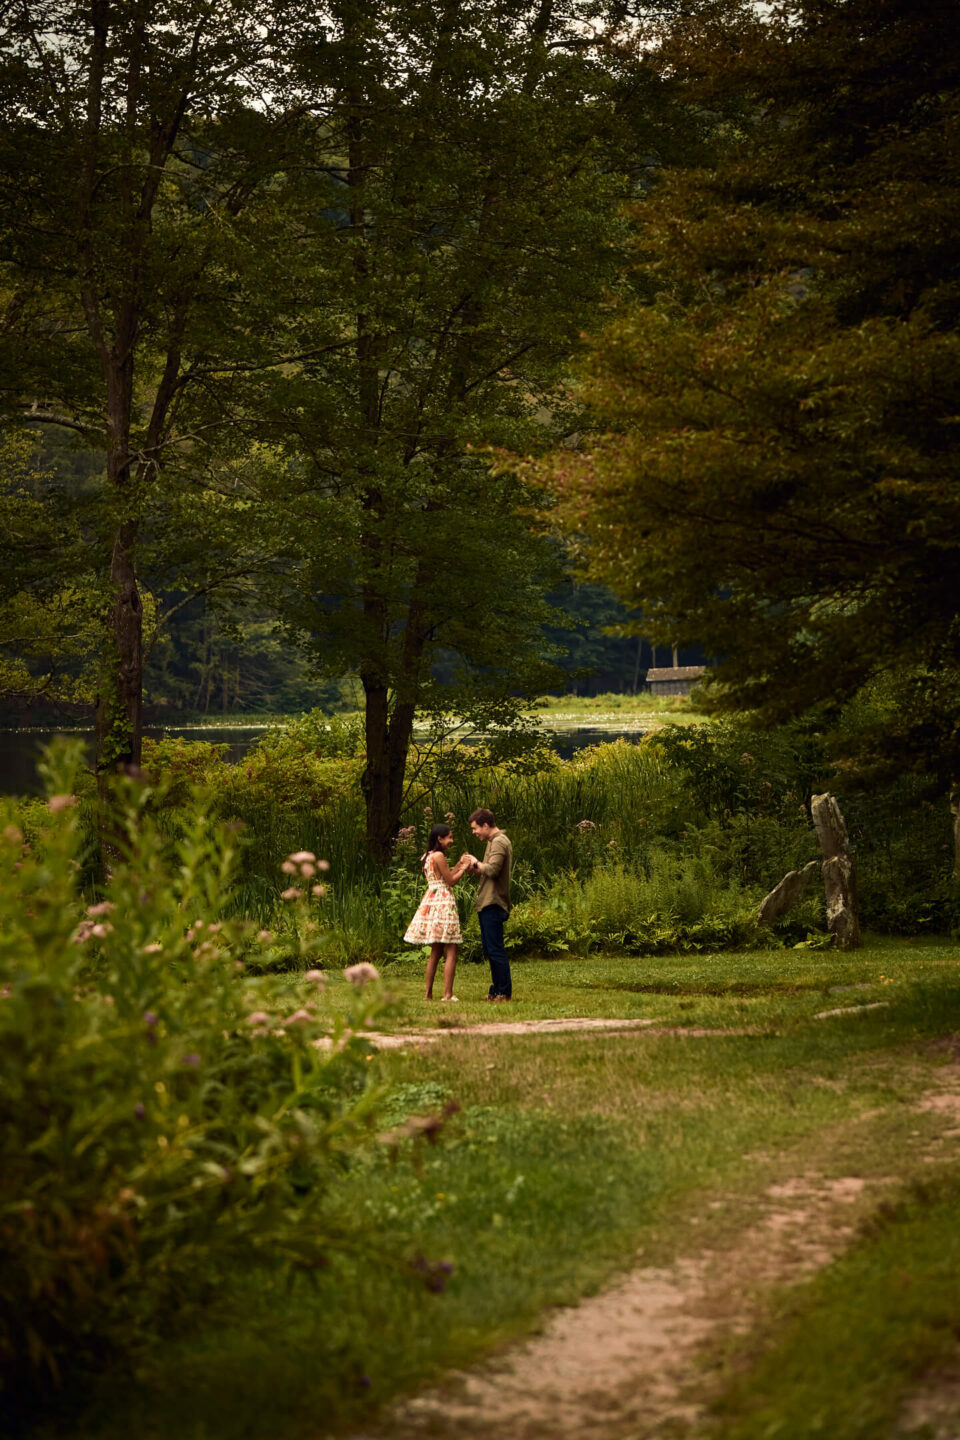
xmin=810 ymin=793 xmax=861 ymax=951
xmin=757 ymin=859 xmax=819 ymax=927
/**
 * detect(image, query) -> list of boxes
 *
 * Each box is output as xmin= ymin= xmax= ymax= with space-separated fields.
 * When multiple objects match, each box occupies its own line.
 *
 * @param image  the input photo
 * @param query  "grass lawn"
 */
xmin=54 ymin=939 xmax=960 ymax=1440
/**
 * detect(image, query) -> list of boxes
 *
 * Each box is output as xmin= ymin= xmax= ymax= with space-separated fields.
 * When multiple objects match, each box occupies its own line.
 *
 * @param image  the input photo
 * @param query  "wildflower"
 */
xmin=143 ymin=1011 xmax=158 ymax=1027
xmin=257 ymin=929 xmax=273 ymax=943
xmin=245 ymin=1011 xmax=270 ymax=1026
xmin=423 ymin=806 xmax=432 ymax=816
xmin=91 ymin=923 xmax=113 ymax=939
xmin=280 ymin=860 xmax=298 ymax=875
xmin=740 ymin=752 xmax=755 ymax=766
xmin=343 ymin=962 xmax=380 ymax=986
xmin=117 ymin=1188 xmax=136 ymax=1204
xmin=134 ymin=1102 xmax=146 ymax=1120
xmin=281 ymin=886 xmax=303 ymax=902
xmin=47 ymin=794 xmax=77 ymax=812
xmin=72 ymin=920 xmax=96 ymax=944
xmin=444 ymin=812 xmax=455 ymax=820
xmin=304 ymin=969 xmax=326 ymax=983
xmin=300 ymin=862 xmax=317 ymax=878
xmin=207 ymin=922 xmax=222 ymax=933
xmin=182 ymin=1053 xmax=200 ymax=1067
xmin=285 ymin=1008 xmax=315 ymax=1026
xmin=311 ymin=884 xmax=327 ymax=898
xmin=288 ymin=850 xmax=316 ymax=864
xmin=143 ymin=942 xmax=163 ymax=954
xmin=317 ymin=859 xmax=331 ymax=872
xmin=607 ymin=839 xmax=617 ymax=847
xmin=575 ymin=819 xmax=596 ymax=832
xmin=87 ymin=901 xmax=115 ymax=917
xmin=2 ymin=825 xmax=23 ymax=844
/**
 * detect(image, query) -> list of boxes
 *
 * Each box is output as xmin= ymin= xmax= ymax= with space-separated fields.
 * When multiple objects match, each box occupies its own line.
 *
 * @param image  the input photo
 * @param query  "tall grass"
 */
xmin=130 ymin=719 xmax=960 ymax=960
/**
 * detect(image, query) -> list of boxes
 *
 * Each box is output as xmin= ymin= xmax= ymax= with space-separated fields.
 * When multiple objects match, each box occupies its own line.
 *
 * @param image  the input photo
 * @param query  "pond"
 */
xmin=0 ymin=723 xmax=650 ymax=796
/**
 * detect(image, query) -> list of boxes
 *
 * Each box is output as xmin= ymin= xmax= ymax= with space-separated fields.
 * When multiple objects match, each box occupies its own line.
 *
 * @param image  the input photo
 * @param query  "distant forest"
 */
xmin=5 ymin=431 xmax=692 ymax=724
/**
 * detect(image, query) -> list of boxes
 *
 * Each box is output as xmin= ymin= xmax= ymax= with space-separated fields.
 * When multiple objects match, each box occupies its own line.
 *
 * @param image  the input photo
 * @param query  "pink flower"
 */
xmin=317 ymin=859 xmax=331 ymax=872
xmin=444 ymin=812 xmax=455 ymax=820
xmin=91 ymin=923 xmax=113 ymax=938
xmin=281 ymin=887 xmax=303 ymax=902
xmin=311 ymin=884 xmax=327 ymax=898
xmin=87 ymin=901 xmax=115 ymax=916
xmin=343 ymin=962 xmax=379 ymax=986
xmin=257 ymin=929 xmax=273 ymax=943
xmin=47 ymin=794 xmax=76 ymax=812
xmin=304 ymin=969 xmax=326 ymax=982
xmin=2 ymin=825 xmax=23 ymax=844
xmin=575 ymin=819 xmax=596 ymax=832
xmin=285 ymin=1008 xmax=315 ymax=1026
xmin=288 ymin=850 xmax=316 ymax=864
xmin=245 ymin=1011 xmax=270 ymax=1026
xmin=143 ymin=942 xmax=163 ymax=954
xmin=280 ymin=860 xmax=298 ymax=875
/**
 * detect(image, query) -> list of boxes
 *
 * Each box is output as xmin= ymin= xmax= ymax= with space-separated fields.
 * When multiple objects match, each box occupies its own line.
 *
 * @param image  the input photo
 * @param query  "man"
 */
xmin=462 ymin=807 xmax=513 ymax=1001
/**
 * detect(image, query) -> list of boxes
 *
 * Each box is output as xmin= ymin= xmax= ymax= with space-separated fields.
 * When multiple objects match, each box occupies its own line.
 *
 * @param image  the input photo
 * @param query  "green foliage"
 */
xmin=540 ymin=0 xmax=960 ymax=790
xmin=134 ymin=718 xmax=960 ymax=968
xmin=0 ymin=744 xmax=405 ymax=1418
xmin=0 ymin=433 xmax=102 ymax=709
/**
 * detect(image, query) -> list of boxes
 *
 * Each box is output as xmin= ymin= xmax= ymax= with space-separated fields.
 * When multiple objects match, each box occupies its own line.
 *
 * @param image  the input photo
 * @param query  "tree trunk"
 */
xmin=811 ymin=792 xmax=861 ymax=950
xmin=361 ymin=679 xmax=419 ymax=862
xmin=632 ymin=635 xmax=643 ymax=693
xmin=94 ymin=515 xmax=142 ymax=773
xmin=94 ymin=359 xmax=142 ymax=775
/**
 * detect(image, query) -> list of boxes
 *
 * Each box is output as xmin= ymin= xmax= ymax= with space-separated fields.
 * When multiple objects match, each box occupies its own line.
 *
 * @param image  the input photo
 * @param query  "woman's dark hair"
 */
xmin=423 ymin=823 xmax=452 ymax=857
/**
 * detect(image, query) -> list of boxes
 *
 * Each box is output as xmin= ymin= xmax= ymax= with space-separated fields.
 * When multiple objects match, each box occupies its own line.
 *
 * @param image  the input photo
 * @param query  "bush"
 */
xmin=0 ymin=744 xmax=399 ymax=1423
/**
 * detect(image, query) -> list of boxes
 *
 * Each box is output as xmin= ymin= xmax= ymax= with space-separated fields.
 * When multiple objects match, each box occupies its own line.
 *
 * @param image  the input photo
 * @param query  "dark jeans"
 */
xmin=478 ymin=904 xmax=511 ymax=998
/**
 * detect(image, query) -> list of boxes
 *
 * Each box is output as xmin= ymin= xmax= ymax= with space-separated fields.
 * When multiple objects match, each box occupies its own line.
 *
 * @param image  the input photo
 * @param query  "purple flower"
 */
xmin=143 ymin=1010 xmax=158 ymax=1027
xmin=182 ymin=1053 xmax=200 ymax=1067
xmin=134 ymin=1102 xmax=146 ymax=1120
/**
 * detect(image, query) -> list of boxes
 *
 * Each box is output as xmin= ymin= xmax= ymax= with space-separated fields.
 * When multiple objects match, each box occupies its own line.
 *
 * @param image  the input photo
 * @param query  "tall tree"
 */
xmin=0 ymin=0 xmax=307 ymax=772
xmin=213 ymin=0 xmax=690 ymax=857
xmin=539 ymin=0 xmax=960 ymax=850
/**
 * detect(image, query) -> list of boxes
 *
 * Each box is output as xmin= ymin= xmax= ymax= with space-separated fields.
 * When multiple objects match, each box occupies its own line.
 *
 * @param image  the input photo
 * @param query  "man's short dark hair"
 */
xmin=469 ymin=807 xmax=495 ymax=827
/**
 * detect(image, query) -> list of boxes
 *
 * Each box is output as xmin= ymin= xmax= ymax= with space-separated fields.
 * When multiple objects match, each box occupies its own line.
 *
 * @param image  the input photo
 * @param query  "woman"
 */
xmin=404 ymin=823 xmax=470 ymax=1001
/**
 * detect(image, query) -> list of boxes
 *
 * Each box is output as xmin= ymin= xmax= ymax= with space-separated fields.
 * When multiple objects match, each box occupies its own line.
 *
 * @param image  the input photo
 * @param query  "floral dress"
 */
xmin=404 ymin=852 xmax=462 ymax=946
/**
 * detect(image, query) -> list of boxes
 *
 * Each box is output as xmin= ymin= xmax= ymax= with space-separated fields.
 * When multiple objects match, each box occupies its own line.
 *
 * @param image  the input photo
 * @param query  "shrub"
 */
xmin=0 ymin=744 xmax=401 ymax=1422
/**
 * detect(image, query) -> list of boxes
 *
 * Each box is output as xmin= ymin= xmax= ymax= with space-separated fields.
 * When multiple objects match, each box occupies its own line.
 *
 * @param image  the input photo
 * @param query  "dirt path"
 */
xmin=345 ymin=1070 xmax=960 ymax=1440
xmin=364 ymin=1017 xmax=762 ymax=1049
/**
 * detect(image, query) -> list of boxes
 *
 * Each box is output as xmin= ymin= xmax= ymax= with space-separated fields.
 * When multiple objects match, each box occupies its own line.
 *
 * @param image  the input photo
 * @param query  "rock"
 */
xmin=757 ymin=860 xmax=819 ymax=927
xmin=811 ymin=793 xmax=861 ymax=951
